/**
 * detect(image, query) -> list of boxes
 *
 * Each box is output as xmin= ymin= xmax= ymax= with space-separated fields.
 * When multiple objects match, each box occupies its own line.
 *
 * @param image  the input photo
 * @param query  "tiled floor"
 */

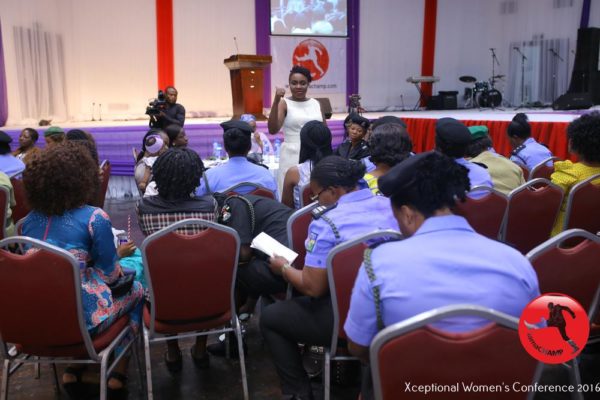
xmin=1 ymin=198 xmax=598 ymax=400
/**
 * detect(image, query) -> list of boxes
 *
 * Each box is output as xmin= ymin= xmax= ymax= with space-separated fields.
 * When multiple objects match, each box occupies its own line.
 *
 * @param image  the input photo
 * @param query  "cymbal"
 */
xmin=459 ymin=75 xmax=477 ymax=83
xmin=490 ymin=75 xmax=505 ymax=80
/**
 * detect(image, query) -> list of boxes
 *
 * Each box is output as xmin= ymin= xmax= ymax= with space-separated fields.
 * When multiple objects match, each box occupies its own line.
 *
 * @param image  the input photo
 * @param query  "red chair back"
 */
xmin=10 ymin=177 xmax=30 ymax=223
xmin=0 ymin=186 xmax=9 ymax=240
xmin=299 ymin=184 xmax=312 ymax=209
xmin=0 ymin=237 xmax=93 ymax=353
xmin=563 ymin=173 xmax=600 ymax=234
xmin=91 ymin=160 xmax=111 ymax=208
xmin=225 ymin=182 xmax=276 ymax=200
xmin=286 ymin=203 xmax=318 ymax=269
xmin=519 ymin=164 xmax=530 ymax=181
xmin=141 ymin=219 xmax=239 ymax=324
xmin=527 ymin=229 xmax=600 ymax=315
xmin=453 ymin=186 xmax=508 ymax=240
xmin=327 ymin=231 xmax=402 ymax=354
xmin=370 ymin=306 xmax=539 ymax=400
xmin=502 ymin=179 xmax=563 ymax=254
xmin=529 ymin=156 xmax=558 ymax=181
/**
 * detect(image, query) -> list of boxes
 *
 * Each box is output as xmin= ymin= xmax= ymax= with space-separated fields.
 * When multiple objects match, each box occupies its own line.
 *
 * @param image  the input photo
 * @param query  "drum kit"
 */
xmin=460 ymin=74 xmax=504 ymax=108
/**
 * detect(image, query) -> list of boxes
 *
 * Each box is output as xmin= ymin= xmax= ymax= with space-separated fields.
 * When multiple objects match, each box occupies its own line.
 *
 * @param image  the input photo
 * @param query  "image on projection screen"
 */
xmin=270 ymin=0 xmax=348 ymax=37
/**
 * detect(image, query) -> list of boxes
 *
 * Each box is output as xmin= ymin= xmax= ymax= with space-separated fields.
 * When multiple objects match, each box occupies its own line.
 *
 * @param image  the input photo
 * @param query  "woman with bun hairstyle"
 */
xmin=261 ymin=155 xmax=399 ymax=400
xmin=507 ymin=112 xmax=553 ymax=170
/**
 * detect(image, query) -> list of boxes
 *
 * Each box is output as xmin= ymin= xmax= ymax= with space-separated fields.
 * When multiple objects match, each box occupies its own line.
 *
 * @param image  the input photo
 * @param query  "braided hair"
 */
xmin=152 ymin=147 xmax=204 ymax=200
xmin=310 ymin=155 xmax=366 ymax=191
xmin=507 ymin=113 xmax=531 ymax=139
xmin=299 ymin=120 xmax=333 ymax=165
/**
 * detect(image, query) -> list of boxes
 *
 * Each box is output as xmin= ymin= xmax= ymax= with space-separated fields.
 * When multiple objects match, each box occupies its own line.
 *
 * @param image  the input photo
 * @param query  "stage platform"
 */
xmin=2 ymin=107 xmax=589 ymax=198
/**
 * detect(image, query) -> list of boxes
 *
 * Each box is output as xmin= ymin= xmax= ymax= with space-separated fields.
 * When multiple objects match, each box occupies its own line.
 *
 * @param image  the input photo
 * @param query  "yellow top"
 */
xmin=550 ymin=160 xmax=600 ymax=236
xmin=364 ymin=173 xmax=380 ymax=196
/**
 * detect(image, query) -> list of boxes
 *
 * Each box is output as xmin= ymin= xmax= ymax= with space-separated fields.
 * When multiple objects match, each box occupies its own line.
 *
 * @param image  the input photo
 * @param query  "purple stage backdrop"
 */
xmin=3 ymin=121 xmax=346 ymax=176
xmin=0 ymin=19 xmax=8 ymax=127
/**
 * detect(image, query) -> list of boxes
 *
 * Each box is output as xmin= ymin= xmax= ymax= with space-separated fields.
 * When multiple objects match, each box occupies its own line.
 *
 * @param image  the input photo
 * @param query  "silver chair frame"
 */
xmin=562 ymin=173 xmax=600 ymax=231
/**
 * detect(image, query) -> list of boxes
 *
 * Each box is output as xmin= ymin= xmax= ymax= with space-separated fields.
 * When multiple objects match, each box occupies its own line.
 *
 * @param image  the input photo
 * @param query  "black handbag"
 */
xmin=108 ymin=274 xmax=134 ymax=297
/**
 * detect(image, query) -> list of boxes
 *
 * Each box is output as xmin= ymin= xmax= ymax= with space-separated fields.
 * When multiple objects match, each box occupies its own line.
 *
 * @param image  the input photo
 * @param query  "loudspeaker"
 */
xmin=427 ymin=91 xmax=458 ymax=110
xmin=315 ymin=97 xmax=332 ymax=119
xmin=568 ymin=28 xmax=600 ymax=104
xmin=552 ymin=93 xmax=593 ymax=110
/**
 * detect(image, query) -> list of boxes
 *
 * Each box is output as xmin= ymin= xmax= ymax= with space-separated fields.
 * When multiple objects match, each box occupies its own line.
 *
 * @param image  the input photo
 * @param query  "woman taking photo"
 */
xmin=22 ymin=142 xmax=143 ymax=398
xmin=268 ymin=65 xmax=325 ymax=193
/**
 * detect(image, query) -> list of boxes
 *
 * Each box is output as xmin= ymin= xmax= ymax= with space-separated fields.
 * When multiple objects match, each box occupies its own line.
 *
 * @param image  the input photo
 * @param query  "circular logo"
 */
xmin=519 ymin=293 xmax=589 ymax=364
xmin=292 ymin=39 xmax=329 ymax=81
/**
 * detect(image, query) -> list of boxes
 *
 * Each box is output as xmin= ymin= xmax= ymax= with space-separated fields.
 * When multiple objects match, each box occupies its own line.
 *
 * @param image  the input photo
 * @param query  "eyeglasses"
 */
xmin=310 ymin=188 xmax=327 ymax=202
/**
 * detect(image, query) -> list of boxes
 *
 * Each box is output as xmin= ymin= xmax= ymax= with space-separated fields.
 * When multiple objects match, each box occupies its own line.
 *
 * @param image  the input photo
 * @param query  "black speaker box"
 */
xmin=568 ymin=28 xmax=600 ymax=104
xmin=552 ymin=93 xmax=593 ymax=110
xmin=315 ymin=97 xmax=332 ymax=119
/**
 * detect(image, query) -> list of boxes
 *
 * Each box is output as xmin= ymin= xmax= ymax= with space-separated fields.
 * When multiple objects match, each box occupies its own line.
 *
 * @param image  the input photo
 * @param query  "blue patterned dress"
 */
xmin=22 ymin=206 xmax=143 ymax=348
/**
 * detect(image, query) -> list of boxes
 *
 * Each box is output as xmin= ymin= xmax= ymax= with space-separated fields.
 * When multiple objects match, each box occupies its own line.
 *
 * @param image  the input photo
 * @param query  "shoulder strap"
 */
xmin=362 ymin=248 xmax=384 ymax=331
xmin=221 ymin=195 xmax=255 ymax=234
xmin=319 ymin=214 xmax=341 ymax=241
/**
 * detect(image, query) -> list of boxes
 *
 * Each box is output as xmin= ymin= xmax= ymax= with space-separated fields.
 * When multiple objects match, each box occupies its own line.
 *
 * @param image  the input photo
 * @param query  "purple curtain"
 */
xmin=0 ymin=18 xmax=8 ymax=127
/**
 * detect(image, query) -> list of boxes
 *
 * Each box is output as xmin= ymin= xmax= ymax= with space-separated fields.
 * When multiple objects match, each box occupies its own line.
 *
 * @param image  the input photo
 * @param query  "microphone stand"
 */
xmin=487 ymin=48 xmax=503 ymax=110
xmin=514 ymin=46 xmax=528 ymax=110
xmin=548 ymin=48 xmax=563 ymax=104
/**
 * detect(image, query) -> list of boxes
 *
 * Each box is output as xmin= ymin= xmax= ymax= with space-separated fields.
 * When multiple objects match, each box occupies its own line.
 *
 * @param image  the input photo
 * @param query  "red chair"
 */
xmin=562 ymin=173 xmax=600 ymax=235
xmin=224 ymin=181 xmax=276 ymax=200
xmin=10 ymin=177 xmax=30 ymax=223
xmin=298 ymin=183 xmax=313 ymax=209
xmin=325 ymin=230 xmax=402 ymax=400
xmin=501 ymin=178 xmax=563 ymax=254
xmin=0 ymin=186 xmax=9 ymax=240
xmin=370 ymin=305 xmax=541 ymax=400
xmin=91 ymin=160 xmax=111 ymax=208
xmin=140 ymin=219 xmax=248 ymax=400
xmin=529 ymin=156 xmax=559 ymax=181
xmin=453 ymin=186 xmax=508 ymax=240
xmin=519 ymin=164 xmax=530 ymax=181
xmin=286 ymin=202 xmax=319 ymax=270
xmin=0 ymin=236 xmax=140 ymax=400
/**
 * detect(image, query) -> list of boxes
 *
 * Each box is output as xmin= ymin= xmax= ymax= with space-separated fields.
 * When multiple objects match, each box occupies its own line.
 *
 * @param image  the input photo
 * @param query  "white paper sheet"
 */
xmin=251 ymin=232 xmax=298 ymax=264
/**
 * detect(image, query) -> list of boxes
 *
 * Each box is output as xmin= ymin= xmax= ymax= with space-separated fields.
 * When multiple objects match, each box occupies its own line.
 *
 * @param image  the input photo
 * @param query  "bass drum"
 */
xmin=478 ymin=89 xmax=502 ymax=108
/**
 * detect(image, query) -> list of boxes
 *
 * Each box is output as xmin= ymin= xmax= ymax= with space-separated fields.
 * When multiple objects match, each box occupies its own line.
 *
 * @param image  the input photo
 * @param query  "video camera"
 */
xmin=145 ymin=90 xmax=167 ymax=116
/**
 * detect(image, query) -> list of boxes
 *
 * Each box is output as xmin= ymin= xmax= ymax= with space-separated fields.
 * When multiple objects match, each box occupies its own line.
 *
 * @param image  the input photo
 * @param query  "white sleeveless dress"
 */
xmin=278 ymin=97 xmax=322 ymax=192
xmin=293 ymin=160 xmax=313 ymax=209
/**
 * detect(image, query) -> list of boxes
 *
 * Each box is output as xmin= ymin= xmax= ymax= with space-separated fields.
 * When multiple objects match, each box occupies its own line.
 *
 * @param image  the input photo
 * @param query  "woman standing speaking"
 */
xmin=268 ymin=65 xmax=325 ymax=193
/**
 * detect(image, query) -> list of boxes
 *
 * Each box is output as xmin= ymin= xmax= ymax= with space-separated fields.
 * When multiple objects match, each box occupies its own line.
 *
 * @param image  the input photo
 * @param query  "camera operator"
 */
xmin=149 ymin=86 xmax=185 ymax=129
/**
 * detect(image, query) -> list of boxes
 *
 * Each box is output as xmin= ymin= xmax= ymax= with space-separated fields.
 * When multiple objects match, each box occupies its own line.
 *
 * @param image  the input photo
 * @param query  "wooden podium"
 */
xmin=224 ymin=54 xmax=272 ymax=120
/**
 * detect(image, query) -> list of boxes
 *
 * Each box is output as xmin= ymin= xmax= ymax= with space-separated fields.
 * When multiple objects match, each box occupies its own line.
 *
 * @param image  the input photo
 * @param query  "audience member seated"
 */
xmin=435 ymin=117 xmax=493 ymax=198
xmin=12 ymin=128 xmax=41 ymax=165
xmin=136 ymin=147 xmax=218 ymax=372
xmin=344 ymin=152 xmax=540 ymax=398
xmin=507 ymin=113 xmax=553 ymax=170
xmin=44 ymin=126 xmax=66 ymax=148
xmin=363 ymin=122 xmax=413 ymax=195
xmin=0 ymin=131 xmax=25 ymax=177
xmin=466 ymin=125 xmax=525 ymax=195
xmin=137 ymin=135 xmax=167 ymax=196
xmin=196 ymin=120 xmax=278 ymax=197
xmin=21 ymin=142 xmax=143 ymax=397
xmin=66 ymin=129 xmax=100 ymax=165
xmin=134 ymin=129 xmax=170 ymax=188
xmin=241 ymin=114 xmax=274 ymax=164
xmin=0 ymin=171 xmax=15 ymax=236
xmin=206 ymin=193 xmax=294 ymax=357
xmin=335 ymin=113 xmax=371 ymax=160
xmin=261 ymin=156 xmax=399 ymax=400
xmin=281 ymin=120 xmax=332 ymax=208
xmin=550 ymin=112 xmax=600 ymax=236
xmin=165 ymin=123 xmax=189 ymax=148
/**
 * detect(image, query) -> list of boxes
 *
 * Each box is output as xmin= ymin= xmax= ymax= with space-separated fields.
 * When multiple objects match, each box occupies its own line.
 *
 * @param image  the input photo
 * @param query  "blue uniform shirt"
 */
xmin=0 ymin=154 xmax=25 ymax=177
xmin=344 ymin=215 xmax=540 ymax=346
xmin=196 ymin=156 xmax=278 ymax=197
xmin=304 ymin=188 xmax=398 ymax=268
xmin=510 ymin=137 xmax=553 ymax=171
xmin=455 ymin=157 xmax=493 ymax=199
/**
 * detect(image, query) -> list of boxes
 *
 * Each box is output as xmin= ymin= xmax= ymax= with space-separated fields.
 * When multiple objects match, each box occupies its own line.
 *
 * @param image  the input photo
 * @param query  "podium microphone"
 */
xmin=233 ymin=36 xmax=240 ymax=55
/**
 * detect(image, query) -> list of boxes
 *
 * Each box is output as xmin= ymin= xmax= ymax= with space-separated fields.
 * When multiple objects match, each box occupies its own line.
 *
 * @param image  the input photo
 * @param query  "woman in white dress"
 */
xmin=281 ymin=120 xmax=332 ymax=208
xmin=268 ymin=66 xmax=325 ymax=193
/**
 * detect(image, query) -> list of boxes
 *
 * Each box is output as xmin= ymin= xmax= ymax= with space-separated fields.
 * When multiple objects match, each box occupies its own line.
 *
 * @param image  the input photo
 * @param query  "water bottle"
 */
xmin=212 ymin=141 xmax=222 ymax=159
xmin=274 ymin=139 xmax=281 ymax=163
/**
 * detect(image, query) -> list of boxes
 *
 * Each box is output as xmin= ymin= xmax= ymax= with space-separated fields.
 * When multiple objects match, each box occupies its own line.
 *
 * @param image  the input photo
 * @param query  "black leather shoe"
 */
xmin=207 ymin=334 xmax=247 ymax=359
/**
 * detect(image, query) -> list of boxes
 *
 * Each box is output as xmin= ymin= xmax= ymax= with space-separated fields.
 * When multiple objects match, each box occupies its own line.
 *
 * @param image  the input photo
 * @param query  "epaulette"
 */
xmin=311 ymin=203 xmax=337 ymax=219
xmin=511 ymin=144 xmax=526 ymax=156
xmin=472 ymin=161 xmax=488 ymax=169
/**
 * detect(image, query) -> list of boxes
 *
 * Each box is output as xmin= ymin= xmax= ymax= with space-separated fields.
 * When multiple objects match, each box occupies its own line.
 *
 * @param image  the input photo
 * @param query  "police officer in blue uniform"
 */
xmin=435 ymin=117 xmax=493 ymax=198
xmin=261 ymin=155 xmax=399 ymax=400
xmin=0 ymin=131 xmax=25 ymax=177
xmin=335 ymin=113 xmax=371 ymax=160
xmin=343 ymin=152 xmax=540 ymax=398
xmin=507 ymin=113 xmax=553 ymax=170
xmin=196 ymin=120 xmax=278 ymax=197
